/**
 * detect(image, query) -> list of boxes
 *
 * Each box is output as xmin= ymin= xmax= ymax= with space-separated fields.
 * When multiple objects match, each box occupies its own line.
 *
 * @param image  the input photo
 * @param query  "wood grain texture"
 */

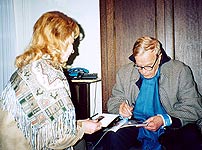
xmin=100 ymin=0 xmax=202 ymax=112
xmin=100 ymin=0 xmax=115 ymax=112
xmin=173 ymin=0 xmax=202 ymax=93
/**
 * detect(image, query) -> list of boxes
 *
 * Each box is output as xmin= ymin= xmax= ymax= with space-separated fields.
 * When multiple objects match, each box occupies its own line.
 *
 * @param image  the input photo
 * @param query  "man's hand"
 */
xmin=144 ymin=115 xmax=164 ymax=131
xmin=119 ymin=101 xmax=133 ymax=118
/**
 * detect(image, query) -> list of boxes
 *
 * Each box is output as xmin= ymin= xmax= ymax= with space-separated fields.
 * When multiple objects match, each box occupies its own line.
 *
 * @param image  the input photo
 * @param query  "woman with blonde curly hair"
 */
xmin=0 ymin=11 xmax=101 ymax=150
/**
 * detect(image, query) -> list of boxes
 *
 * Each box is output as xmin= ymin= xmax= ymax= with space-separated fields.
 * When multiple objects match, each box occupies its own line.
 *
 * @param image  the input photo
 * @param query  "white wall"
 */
xmin=14 ymin=0 xmax=102 ymax=115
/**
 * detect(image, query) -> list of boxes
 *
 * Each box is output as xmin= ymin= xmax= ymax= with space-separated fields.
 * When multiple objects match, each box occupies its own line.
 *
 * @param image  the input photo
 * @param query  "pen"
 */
xmin=125 ymin=100 xmax=130 ymax=106
xmin=125 ymin=100 xmax=132 ymax=116
xmin=125 ymin=100 xmax=135 ymax=107
xmin=89 ymin=113 xmax=98 ymax=120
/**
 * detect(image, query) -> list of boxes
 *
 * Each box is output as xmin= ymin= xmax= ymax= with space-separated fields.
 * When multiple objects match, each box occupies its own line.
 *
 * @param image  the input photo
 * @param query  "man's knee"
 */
xmin=159 ymin=123 xmax=202 ymax=150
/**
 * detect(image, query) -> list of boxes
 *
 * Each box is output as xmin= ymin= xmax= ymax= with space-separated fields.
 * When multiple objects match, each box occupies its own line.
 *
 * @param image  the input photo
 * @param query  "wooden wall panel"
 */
xmin=157 ymin=0 xmax=175 ymax=58
xmin=174 ymin=0 xmax=202 ymax=94
xmin=100 ymin=0 xmax=115 ymax=112
xmin=114 ymin=0 xmax=156 ymax=69
xmin=100 ymin=0 xmax=202 ymax=112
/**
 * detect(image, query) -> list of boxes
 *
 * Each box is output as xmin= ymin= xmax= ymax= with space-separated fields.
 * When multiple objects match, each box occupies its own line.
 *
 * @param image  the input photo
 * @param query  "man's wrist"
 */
xmin=157 ymin=114 xmax=172 ymax=127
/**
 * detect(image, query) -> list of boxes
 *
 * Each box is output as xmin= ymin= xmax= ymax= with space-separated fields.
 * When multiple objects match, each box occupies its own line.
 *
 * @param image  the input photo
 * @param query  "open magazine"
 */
xmin=108 ymin=118 xmax=148 ymax=132
xmin=91 ymin=113 xmax=148 ymax=132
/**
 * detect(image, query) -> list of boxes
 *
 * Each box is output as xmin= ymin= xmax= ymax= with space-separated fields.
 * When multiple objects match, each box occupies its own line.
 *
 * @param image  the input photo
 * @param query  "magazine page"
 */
xmin=108 ymin=119 xmax=148 ymax=132
xmin=92 ymin=113 xmax=119 ymax=127
xmin=121 ymin=119 xmax=148 ymax=128
xmin=108 ymin=118 xmax=128 ymax=132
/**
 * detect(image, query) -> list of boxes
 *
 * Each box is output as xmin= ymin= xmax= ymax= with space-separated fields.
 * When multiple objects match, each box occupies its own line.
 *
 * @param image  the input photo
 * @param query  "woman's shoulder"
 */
xmin=22 ymin=59 xmax=63 ymax=78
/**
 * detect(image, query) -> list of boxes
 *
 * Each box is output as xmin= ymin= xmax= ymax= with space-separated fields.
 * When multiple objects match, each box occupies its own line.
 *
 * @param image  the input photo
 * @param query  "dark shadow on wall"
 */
xmin=63 ymin=23 xmax=87 ymax=120
xmin=66 ymin=23 xmax=85 ymax=66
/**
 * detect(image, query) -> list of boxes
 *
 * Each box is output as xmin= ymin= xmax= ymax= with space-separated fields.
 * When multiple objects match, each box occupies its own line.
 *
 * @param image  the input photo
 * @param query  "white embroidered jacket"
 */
xmin=0 ymin=59 xmax=84 ymax=150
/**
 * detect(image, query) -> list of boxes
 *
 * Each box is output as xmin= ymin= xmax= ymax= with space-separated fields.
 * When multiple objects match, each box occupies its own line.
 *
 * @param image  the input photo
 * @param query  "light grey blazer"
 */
xmin=107 ymin=59 xmax=202 ymax=126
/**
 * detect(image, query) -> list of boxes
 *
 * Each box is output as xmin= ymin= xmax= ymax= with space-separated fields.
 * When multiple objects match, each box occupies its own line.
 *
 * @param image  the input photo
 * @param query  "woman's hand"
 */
xmin=144 ymin=115 xmax=164 ymax=131
xmin=81 ymin=119 xmax=102 ymax=134
xmin=119 ymin=101 xmax=133 ymax=118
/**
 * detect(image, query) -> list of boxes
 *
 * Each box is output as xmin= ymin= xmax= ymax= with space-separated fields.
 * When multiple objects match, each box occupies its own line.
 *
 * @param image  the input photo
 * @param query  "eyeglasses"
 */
xmin=134 ymin=55 xmax=160 ymax=71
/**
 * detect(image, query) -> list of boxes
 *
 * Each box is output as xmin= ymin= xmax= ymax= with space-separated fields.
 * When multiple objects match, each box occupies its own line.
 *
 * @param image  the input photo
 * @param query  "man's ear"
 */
xmin=156 ymin=49 xmax=162 ymax=56
xmin=129 ymin=54 xmax=136 ymax=63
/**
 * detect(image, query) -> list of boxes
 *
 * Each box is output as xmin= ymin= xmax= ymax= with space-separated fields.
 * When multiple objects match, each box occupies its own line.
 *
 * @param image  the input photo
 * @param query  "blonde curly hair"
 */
xmin=15 ymin=11 xmax=80 ymax=69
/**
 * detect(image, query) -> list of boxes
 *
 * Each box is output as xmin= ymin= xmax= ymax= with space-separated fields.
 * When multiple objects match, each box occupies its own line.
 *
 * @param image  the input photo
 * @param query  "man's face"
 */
xmin=134 ymin=50 xmax=160 ymax=78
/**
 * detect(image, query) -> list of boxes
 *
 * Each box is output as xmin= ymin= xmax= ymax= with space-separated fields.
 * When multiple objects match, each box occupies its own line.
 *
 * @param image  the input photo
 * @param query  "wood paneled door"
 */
xmin=100 ymin=0 xmax=202 ymax=112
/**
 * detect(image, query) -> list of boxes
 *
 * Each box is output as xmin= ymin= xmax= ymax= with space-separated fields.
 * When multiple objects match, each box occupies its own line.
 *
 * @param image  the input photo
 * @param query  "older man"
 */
xmin=104 ymin=36 xmax=202 ymax=150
